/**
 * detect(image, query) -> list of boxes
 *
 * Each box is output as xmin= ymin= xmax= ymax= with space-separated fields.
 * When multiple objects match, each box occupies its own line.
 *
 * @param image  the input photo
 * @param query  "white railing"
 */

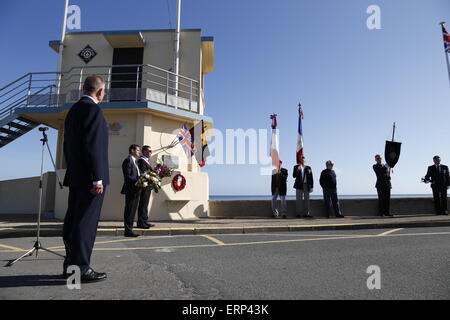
xmin=0 ymin=63 xmax=201 ymax=121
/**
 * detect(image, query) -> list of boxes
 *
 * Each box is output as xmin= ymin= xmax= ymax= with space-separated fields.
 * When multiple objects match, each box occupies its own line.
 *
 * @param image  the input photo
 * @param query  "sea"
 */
xmin=210 ymin=194 xmax=432 ymax=200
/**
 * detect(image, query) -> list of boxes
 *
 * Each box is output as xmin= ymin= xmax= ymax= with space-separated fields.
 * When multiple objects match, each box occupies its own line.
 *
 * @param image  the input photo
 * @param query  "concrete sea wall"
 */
xmin=0 ymin=175 xmax=441 ymax=220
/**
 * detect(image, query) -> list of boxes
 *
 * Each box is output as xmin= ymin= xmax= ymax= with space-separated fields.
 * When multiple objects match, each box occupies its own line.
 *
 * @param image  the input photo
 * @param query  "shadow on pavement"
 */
xmin=0 ymin=274 xmax=66 ymax=288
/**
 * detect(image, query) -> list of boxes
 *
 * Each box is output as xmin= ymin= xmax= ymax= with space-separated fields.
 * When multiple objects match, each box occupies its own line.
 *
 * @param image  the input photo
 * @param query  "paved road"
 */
xmin=0 ymin=227 xmax=449 ymax=300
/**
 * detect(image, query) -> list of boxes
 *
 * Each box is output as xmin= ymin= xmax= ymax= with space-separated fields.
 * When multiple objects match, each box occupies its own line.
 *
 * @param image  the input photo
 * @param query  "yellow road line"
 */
xmin=1 ymin=231 xmax=450 ymax=254
xmin=87 ymin=231 xmax=450 ymax=252
xmin=46 ymin=234 xmax=183 ymax=250
xmin=378 ymin=228 xmax=404 ymax=236
xmin=0 ymin=243 xmax=25 ymax=251
xmin=202 ymin=235 xmax=226 ymax=245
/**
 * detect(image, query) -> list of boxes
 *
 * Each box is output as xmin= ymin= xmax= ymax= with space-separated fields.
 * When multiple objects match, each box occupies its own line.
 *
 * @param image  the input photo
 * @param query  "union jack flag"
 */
xmin=178 ymin=124 xmax=196 ymax=157
xmin=296 ymin=104 xmax=304 ymax=164
xmin=442 ymin=24 xmax=450 ymax=53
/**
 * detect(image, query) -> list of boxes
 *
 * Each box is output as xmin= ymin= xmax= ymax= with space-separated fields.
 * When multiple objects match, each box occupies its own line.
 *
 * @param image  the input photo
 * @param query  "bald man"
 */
xmin=63 ymin=75 xmax=109 ymax=283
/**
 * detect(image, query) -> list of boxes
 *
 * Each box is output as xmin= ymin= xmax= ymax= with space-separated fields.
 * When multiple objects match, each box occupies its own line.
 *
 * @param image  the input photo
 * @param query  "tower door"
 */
xmin=110 ymin=48 xmax=144 ymax=101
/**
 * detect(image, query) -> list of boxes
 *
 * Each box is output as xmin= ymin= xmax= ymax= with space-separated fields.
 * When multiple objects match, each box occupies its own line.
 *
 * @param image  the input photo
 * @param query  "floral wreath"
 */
xmin=172 ymin=174 xmax=186 ymax=191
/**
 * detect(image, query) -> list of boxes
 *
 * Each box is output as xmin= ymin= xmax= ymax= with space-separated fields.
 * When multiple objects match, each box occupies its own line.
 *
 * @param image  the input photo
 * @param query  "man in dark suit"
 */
xmin=293 ymin=156 xmax=314 ymax=218
xmin=424 ymin=156 xmax=450 ymax=215
xmin=373 ymin=154 xmax=393 ymax=217
xmin=271 ymin=161 xmax=288 ymax=219
xmin=137 ymin=145 xmax=155 ymax=228
xmin=62 ymin=75 xmax=109 ymax=283
xmin=121 ymin=144 xmax=142 ymax=237
xmin=320 ymin=160 xmax=344 ymax=218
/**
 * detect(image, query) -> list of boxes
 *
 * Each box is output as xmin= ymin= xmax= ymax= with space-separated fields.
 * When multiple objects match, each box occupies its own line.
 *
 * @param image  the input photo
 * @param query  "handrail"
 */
xmin=0 ymin=73 xmax=30 ymax=92
xmin=0 ymin=85 xmax=55 ymax=119
xmin=0 ymin=63 xmax=202 ymax=115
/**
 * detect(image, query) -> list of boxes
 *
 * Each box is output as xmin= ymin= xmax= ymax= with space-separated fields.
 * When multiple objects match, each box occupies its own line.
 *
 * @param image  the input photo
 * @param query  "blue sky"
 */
xmin=0 ymin=0 xmax=449 ymax=196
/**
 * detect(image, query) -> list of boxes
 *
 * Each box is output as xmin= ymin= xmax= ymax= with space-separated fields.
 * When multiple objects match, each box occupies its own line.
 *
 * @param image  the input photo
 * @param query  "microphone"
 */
xmin=39 ymin=127 xmax=49 ymax=132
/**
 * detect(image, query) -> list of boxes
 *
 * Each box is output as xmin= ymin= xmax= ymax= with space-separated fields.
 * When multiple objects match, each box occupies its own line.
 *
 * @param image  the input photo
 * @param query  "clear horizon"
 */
xmin=0 ymin=0 xmax=449 ymax=197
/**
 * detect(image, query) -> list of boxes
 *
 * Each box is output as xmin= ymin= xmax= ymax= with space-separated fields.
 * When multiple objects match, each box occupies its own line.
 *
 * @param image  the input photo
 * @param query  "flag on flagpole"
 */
xmin=270 ymin=114 xmax=280 ymax=172
xmin=189 ymin=120 xmax=210 ymax=167
xmin=442 ymin=23 xmax=450 ymax=53
xmin=440 ymin=22 xmax=450 ymax=85
xmin=177 ymin=124 xmax=196 ymax=157
xmin=296 ymin=104 xmax=304 ymax=164
xmin=199 ymin=120 xmax=210 ymax=167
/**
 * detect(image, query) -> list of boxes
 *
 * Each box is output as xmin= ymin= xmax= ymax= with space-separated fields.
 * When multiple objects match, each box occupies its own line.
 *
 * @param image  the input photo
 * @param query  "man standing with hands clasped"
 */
xmin=320 ymin=161 xmax=344 ymax=218
xmin=424 ymin=156 xmax=450 ymax=215
xmin=121 ymin=144 xmax=143 ymax=237
xmin=293 ymin=156 xmax=314 ymax=218
xmin=62 ymin=75 xmax=109 ymax=283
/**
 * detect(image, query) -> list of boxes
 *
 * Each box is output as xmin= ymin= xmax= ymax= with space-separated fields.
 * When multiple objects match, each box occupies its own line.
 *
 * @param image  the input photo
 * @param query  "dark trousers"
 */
xmin=323 ymin=188 xmax=341 ymax=217
xmin=123 ymin=189 xmax=140 ymax=233
xmin=376 ymin=187 xmax=391 ymax=216
xmin=137 ymin=188 xmax=151 ymax=227
xmin=63 ymin=186 xmax=106 ymax=274
xmin=432 ymin=185 xmax=448 ymax=214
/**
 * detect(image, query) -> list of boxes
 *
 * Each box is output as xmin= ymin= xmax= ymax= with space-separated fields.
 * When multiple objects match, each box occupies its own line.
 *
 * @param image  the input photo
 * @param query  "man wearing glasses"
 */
xmin=373 ymin=155 xmax=393 ymax=217
xmin=137 ymin=145 xmax=156 ymax=228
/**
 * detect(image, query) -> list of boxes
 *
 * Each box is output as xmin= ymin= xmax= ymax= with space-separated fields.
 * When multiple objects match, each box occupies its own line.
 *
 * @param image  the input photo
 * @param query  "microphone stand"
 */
xmin=5 ymin=127 xmax=65 ymax=267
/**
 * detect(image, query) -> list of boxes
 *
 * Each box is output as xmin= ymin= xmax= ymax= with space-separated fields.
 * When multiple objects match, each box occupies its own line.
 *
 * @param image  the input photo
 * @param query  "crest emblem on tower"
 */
xmin=78 ymin=45 xmax=97 ymax=63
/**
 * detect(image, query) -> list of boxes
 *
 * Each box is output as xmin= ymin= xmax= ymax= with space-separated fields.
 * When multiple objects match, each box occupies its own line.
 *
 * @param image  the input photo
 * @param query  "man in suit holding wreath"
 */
xmin=137 ymin=145 xmax=155 ymax=228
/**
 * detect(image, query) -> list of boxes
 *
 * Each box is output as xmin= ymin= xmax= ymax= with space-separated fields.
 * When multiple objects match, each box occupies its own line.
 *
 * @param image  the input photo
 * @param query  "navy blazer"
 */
xmin=373 ymin=164 xmax=391 ymax=189
xmin=121 ymin=156 xmax=140 ymax=195
xmin=137 ymin=157 xmax=153 ymax=173
xmin=63 ymin=96 xmax=109 ymax=188
xmin=293 ymin=165 xmax=313 ymax=191
xmin=425 ymin=164 xmax=450 ymax=187
xmin=271 ymin=168 xmax=288 ymax=196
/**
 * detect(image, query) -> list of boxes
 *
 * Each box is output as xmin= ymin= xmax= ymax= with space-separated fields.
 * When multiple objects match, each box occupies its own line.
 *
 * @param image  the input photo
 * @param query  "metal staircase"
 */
xmin=0 ymin=73 xmax=59 ymax=148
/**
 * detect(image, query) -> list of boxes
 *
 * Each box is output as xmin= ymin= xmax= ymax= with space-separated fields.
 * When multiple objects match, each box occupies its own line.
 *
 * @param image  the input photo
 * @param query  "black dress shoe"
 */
xmin=137 ymin=223 xmax=155 ymax=229
xmin=282 ymin=215 xmax=287 ymax=219
xmin=124 ymin=232 xmax=140 ymax=237
xmin=336 ymin=214 xmax=345 ymax=218
xmin=384 ymin=213 xmax=394 ymax=217
xmin=80 ymin=268 xmax=107 ymax=283
xmin=303 ymin=215 xmax=314 ymax=219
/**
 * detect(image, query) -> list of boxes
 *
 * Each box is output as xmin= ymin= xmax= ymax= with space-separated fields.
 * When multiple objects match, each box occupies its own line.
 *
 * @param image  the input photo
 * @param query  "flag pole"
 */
xmin=56 ymin=0 xmax=69 ymax=106
xmin=173 ymin=0 xmax=181 ymax=96
xmin=440 ymin=21 xmax=450 ymax=86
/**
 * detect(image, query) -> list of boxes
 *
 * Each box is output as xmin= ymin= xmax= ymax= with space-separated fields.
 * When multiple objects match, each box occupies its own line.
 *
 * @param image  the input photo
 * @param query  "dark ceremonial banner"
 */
xmin=385 ymin=141 xmax=401 ymax=169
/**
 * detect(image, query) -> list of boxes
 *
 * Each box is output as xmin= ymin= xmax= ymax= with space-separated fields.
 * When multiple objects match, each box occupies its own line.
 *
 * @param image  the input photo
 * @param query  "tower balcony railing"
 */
xmin=0 ymin=63 xmax=201 ymax=123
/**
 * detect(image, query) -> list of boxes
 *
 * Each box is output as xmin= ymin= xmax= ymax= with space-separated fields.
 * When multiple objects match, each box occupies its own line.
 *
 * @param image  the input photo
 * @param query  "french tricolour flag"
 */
xmin=296 ymin=104 xmax=304 ymax=164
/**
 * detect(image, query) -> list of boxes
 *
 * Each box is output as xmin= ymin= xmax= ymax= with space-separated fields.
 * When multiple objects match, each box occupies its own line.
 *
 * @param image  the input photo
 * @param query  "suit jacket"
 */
xmin=121 ymin=156 xmax=140 ymax=195
xmin=63 ymin=96 xmax=109 ymax=188
xmin=425 ymin=164 xmax=450 ymax=188
xmin=320 ymin=169 xmax=337 ymax=191
xmin=137 ymin=157 xmax=153 ymax=173
xmin=373 ymin=163 xmax=391 ymax=189
xmin=293 ymin=165 xmax=313 ymax=191
xmin=271 ymin=168 xmax=288 ymax=196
